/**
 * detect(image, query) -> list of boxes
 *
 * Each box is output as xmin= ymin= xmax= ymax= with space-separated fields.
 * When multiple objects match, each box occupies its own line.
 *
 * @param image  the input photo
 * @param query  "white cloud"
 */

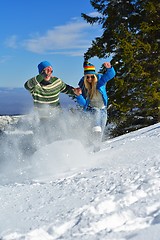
xmin=88 ymin=11 xmax=102 ymax=18
xmin=0 ymin=55 xmax=11 ymax=63
xmin=22 ymin=21 xmax=98 ymax=55
xmin=5 ymin=35 xmax=18 ymax=49
xmin=4 ymin=13 xmax=102 ymax=57
xmin=5 ymin=19 xmax=100 ymax=56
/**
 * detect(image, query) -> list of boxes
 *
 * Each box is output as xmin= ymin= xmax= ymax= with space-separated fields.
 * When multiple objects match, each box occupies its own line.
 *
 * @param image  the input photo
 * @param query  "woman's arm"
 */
xmin=76 ymin=95 xmax=87 ymax=107
xmin=97 ymin=62 xmax=116 ymax=87
xmin=73 ymin=88 xmax=87 ymax=107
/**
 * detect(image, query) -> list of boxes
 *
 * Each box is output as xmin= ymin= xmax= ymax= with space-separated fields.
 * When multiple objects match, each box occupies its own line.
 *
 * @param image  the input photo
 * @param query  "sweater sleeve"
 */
xmin=24 ymin=75 xmax=43 ymax=92
xmin=60 ymin=81 xmax=75 ymax=96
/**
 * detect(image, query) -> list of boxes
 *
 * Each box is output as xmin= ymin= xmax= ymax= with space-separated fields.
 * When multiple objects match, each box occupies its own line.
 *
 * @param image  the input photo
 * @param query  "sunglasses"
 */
xmin=86 ymin=75 xmax=95 ymax=79
xmin=41 ymin=69 xmax=53 ymax=74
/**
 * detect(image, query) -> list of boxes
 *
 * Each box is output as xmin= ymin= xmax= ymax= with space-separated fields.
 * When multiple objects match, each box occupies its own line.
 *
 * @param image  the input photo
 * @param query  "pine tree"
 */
xmin=82 ymin=0 xmax=160 ymax=137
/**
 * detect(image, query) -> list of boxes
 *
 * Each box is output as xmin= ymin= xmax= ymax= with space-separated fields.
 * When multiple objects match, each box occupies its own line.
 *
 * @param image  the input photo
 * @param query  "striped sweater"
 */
xmin=24 ymin=75 xmax=74 ymax=118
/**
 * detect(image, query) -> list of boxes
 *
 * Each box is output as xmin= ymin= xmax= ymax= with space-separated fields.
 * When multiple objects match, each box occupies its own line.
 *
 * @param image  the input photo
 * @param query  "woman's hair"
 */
xmin=84 ymin=74 xmax=98 ymax=99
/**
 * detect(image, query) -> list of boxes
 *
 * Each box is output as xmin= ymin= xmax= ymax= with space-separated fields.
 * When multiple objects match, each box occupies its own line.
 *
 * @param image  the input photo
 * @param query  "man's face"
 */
xmin=41 ymin=66 xmax=53 ymax=80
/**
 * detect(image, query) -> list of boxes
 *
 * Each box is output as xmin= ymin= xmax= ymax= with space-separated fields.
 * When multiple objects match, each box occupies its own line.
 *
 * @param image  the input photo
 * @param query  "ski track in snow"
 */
xmin=0 ymin=122 xmax=160 ymax=239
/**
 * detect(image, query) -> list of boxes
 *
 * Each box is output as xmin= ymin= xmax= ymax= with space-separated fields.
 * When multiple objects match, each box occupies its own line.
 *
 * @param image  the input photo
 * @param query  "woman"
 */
xmin=74 ymin=61 xmax=116 ymax=151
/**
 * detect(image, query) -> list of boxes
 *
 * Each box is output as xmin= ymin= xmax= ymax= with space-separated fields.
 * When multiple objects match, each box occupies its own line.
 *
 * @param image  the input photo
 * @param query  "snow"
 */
xmin=0 ymin=115 xmax=160 ymax=240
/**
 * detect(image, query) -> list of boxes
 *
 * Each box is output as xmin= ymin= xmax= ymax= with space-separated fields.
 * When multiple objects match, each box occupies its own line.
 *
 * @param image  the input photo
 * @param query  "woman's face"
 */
xmin=86 ymin=74 xmax=95 ymax=83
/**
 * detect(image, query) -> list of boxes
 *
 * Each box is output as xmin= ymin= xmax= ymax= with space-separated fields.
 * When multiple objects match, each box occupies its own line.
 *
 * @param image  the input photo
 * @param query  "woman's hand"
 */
xmin=103 ymin=62 xmax=112 ymax=68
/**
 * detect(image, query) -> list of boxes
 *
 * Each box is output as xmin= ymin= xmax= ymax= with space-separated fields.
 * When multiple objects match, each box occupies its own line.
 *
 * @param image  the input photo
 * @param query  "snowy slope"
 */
xmin=0 ymin=121 xmax=160 ymax=240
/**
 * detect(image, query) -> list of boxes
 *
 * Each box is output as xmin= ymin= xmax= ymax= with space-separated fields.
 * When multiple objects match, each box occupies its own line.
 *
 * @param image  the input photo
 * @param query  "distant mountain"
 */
xmin=0 ymin=87 xmax=33 ymax=115
xmin=0 ymin=87 xmax=76 ymax=115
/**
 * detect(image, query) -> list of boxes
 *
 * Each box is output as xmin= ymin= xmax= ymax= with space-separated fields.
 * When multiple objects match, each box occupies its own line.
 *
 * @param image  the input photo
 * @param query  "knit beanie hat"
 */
xmin=83 ymin=61 xmax=96 ymax=75
xmin=38 ymin=61 xmax=52 ymax=73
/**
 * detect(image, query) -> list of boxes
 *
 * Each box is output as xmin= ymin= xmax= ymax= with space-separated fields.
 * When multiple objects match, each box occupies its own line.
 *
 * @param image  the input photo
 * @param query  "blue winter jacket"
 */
xmin=76 ymin=67 xmax=116 ymax=110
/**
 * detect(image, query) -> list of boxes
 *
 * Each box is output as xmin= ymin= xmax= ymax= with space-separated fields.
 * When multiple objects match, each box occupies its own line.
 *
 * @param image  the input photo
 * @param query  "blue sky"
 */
xmin=0 ymin=0 xmax=111 ymax=88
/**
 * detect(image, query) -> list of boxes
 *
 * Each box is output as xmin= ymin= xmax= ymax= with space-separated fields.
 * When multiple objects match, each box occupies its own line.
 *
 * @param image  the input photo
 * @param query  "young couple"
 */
xmin=24 ymin=60 xmax=116 ymax=150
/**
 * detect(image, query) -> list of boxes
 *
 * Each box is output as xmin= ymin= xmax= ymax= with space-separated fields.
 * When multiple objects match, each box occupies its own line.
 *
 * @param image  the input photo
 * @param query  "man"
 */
xmin=24 ymin=61 xmax=76 ymax=119
xmin=24 ymin=61 xmax=77 ymax=144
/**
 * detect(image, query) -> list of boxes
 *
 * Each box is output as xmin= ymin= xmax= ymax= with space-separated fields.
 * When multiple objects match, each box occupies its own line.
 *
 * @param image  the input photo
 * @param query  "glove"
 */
xmin=36 ymin=74 xmax=44 ymax=83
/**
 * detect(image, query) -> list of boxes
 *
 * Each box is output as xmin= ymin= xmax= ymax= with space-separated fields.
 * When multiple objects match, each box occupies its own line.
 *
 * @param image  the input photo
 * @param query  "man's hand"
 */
xmin=73 ymin=87 xmax=82 ymax=96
